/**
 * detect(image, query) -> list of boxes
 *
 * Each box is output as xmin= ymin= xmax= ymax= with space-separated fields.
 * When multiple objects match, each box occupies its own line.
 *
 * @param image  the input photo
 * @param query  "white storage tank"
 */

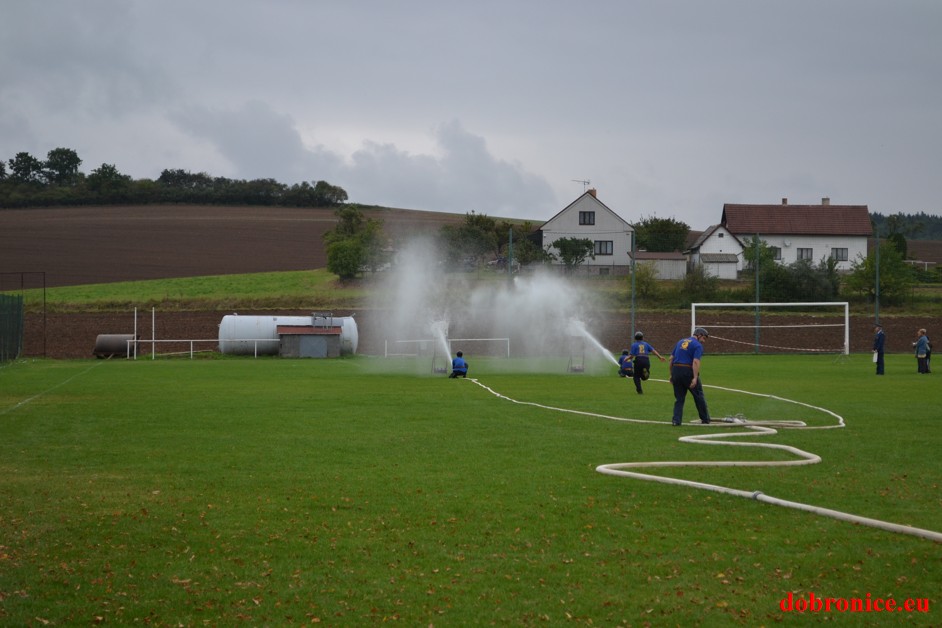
xmin=218 ymin=314 xmax=358 ymax=356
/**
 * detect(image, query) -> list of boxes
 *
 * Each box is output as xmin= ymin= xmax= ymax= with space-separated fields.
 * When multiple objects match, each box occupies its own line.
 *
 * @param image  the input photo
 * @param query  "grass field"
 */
xmin=1 ymin=353 xmax=939 ymax=626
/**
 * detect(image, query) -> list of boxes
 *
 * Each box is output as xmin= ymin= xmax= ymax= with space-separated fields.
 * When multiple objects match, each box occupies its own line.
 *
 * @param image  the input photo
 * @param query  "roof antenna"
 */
xmin=572 ymin=179 xmax=590 ymax=193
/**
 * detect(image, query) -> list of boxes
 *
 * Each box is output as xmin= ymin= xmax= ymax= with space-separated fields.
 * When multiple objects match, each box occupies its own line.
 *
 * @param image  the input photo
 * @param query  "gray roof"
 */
xmin=634 ymin=251 xmax=687 ymax=261
xmin=700 ymin=253 xmax=739 ymax=263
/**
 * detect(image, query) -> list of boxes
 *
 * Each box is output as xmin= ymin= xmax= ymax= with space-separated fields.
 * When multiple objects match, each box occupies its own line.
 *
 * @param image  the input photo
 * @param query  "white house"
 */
xmin=686 ymin=224 xmax=744 ymax=278
xmin=722 ymin=198 xmax=872 ymax=272
xmin=538 ymin=189 xmax=633 ymax=275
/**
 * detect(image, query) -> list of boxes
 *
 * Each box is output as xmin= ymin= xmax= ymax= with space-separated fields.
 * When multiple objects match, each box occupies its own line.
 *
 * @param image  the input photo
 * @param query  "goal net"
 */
xmin=691 ymin=302 xmax=849 ymax=355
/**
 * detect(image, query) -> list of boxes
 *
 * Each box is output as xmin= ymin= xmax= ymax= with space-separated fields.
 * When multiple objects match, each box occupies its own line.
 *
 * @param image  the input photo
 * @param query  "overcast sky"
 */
xmin=3 ymin=1 xmax=940 ymax=229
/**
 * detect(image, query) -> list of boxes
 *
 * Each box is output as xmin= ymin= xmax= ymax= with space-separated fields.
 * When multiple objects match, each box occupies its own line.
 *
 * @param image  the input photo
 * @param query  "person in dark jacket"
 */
xmin=872 ymin=323 xmax=885 ymax=375
xmin=914 ymin=329 xmax=930 ymax=374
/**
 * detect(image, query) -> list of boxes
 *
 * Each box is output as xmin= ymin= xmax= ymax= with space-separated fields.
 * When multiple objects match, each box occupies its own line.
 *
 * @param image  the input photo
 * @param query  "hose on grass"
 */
xmin=467 ymin=377 xmax=942 ymax=544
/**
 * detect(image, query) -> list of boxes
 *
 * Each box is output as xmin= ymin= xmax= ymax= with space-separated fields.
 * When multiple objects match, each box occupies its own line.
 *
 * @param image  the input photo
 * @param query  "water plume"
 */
xmin=372 ymin=238 xmax=619 ymax=373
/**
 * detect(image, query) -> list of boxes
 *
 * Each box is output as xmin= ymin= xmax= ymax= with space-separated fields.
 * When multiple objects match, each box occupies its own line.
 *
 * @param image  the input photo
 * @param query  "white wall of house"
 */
xmin=542 ymin=193 xmax=633 ymax=267
xmin=745 ymin=234 xmax=866 ymax=271
xmin=692 ymin=226 xmax=744 ymax=270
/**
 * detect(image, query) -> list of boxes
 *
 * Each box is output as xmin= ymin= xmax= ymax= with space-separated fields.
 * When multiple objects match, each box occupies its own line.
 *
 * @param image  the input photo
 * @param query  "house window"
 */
xmin=831 ymin=248 xmax=848 ymax=262
xmin=770 ymin=246 xmax=782 ymax=261
xmin=797 ymin=248 xmax=813 ymax=261
xmin=594 ymin=240 xmax=613 ymax=256
xmin=579 ymin=211 xmax=595 ymax=225
xmin=718 ymin=233 xmax=724 ymax=238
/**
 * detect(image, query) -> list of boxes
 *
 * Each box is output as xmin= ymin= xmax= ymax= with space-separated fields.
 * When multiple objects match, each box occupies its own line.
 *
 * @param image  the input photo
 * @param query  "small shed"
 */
xmin=633 ymin=251 xmax=688 ymax=280
xmin=277 ymin=325 xmax=342 ymax=358
xmin=699 ymin=253 xmax=740 ymax=279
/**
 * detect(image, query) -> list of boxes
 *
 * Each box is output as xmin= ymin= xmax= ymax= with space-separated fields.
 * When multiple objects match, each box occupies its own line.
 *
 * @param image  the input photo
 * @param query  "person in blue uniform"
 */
xmin=449 ymin=350 xmax=469 ymax=378
xmin=628 ymin=331 xmax=666 ymax=394
xmin=872 ymin=323 xmax=885 ymax=375
xmin=668 ymin=327 xmax=711 ymax=425
xmin=617 ymin=350 xmax=634 ymax=378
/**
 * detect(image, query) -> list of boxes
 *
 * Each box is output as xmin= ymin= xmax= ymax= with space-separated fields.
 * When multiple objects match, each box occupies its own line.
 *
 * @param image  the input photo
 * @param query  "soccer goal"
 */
xmin=691 ymin=302 xmax=849 ymax=355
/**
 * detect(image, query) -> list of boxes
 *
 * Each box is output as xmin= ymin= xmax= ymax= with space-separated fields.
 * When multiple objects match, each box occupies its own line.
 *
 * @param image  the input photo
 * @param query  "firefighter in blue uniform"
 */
xmin=628 ymin=331 xmax=666 ymax=394
xmin=668 ymin=327 xmax=711 ymax=425
xmin=617 ymin=350 xmax=634 ymax=378
xmin=449 ymin=351 xmax=468 ymax=378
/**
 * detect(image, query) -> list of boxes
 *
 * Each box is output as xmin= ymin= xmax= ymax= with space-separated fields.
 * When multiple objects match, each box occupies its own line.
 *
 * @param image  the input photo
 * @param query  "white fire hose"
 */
xmin=468 ymin=377 xmax=942 ymax=543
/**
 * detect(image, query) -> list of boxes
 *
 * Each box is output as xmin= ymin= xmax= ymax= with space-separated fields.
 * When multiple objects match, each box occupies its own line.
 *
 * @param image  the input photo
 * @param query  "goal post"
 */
xmin=691 ymin=302 xmax=849 ymax=355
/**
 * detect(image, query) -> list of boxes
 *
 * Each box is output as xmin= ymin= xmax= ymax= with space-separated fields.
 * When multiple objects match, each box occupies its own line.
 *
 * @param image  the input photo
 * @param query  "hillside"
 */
xmin=0 ymin=204 xmax=468 ymax=289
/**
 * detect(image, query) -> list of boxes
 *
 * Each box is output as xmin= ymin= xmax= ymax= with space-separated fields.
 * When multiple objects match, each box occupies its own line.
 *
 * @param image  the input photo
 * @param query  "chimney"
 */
xmin=781 ymin=198 xmax=788 ymax=205
xmin=821 ymin=197 xmax=830 ymax=206
xmin=588 ymin=188 xmax=597 ymax=198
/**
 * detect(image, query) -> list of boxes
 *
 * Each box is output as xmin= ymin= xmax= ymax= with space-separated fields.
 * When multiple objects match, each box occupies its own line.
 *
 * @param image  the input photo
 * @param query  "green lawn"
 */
xmin=0 ymin=354 xmax=939 ymax=625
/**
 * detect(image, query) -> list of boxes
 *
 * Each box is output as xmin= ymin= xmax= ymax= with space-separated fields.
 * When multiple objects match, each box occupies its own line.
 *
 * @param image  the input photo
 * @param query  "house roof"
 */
xmin=700 ymin=253 xmax=740 ymax=263
xmin=634 ymin=251 xmax=686 ymax=261
xmin=686 ymin=224 xmax=746 ymax=252
xmin=540 ymin=190 xmax=631 ymax=231
xmin=722 ymin=203 xmax=872 ymax=236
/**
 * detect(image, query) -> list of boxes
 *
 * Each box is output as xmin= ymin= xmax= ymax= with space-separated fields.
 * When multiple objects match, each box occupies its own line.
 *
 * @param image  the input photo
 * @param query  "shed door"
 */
xmin=299 ymin=335 xmax=328 ymax=358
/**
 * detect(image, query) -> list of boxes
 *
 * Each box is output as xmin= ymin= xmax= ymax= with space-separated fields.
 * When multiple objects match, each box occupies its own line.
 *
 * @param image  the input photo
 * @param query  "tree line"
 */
xmin=0 ymin=147 xmax=348 ymax=208
xmin=871 ymin=211 xmax=942 ymax=241
xmin=322 ymin=207 xmax=549 ymax=281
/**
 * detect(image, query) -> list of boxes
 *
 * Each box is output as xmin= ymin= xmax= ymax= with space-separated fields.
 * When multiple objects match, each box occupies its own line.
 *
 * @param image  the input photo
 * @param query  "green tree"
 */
xmin=312 ymin=180 xmax=348 ymax=206
xmin=324 ymin=205 xmax=387 ymax=280
xmin=740 ymin=236 xmax=779 ymax=273
xmin=633 ymin=215 xmax=690 ymax=252
xmin=551 ymin=237 xmax=595 ymax=272
xmin=8 ymin=152 xmax=45 ymax=183
xmin=675 ymin=263 xmax=720 ymax=306
xmin=43 ymin=147 xmax=82 ymax=185
xmin=631 ymin=262 xmax=660 ymax=299
xmin=438 ymin=212 xmax=499 ymax=270
xmin=86 ymin=163 xmax=131 ymax=194
xmin=742 ymin=237 xmax=840 ymax=301
xmin=845 ymin=242 xmax=915 ymax=305
xmin=325 ymin=239 xmax=364 ymax=281
xmin=325 ymin=206 xmax=369 ymax=242
xmin=494 ymin=221 xmax=553 ymax=268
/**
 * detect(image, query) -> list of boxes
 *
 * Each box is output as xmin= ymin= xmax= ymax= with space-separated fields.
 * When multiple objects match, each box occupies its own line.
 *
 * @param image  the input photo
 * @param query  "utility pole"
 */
xmin=875 ymin=227 xmax=881 ymax=324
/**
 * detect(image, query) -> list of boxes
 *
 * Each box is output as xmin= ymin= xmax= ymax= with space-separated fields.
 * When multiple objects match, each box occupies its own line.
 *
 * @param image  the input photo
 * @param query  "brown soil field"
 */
xmin=0 ymin=204 xmax=466 ymax=287
xmin=2 ymin=205 xmax=935 ymax=359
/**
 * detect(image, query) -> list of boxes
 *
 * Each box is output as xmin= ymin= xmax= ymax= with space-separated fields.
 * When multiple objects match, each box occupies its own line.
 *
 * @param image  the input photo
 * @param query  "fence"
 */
xmin=0 ymin=294 xmax=24 ymax=362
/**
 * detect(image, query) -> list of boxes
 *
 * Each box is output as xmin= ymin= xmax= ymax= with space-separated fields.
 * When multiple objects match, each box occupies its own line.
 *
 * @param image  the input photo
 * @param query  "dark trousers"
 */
xmin=917 ymin=357 xmax=929 ymax=374
xmin=875 ymin=351 xmax=884 ymax=375
xmin=671 ymin=365 xmax=710 ymax=424
xmin=632 ymin=357 xmax=650 ymax=392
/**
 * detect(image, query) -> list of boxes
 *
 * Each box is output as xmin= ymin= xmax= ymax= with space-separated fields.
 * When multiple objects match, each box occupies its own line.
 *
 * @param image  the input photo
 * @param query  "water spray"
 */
xmin=568 ymin=319 xmax=618 ymax=367
xmin=429 ymin=319 xmax=451 ymax=373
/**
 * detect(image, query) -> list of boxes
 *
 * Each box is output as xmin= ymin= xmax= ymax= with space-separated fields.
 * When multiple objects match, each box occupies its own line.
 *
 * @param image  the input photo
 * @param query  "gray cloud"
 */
xmin=2 ymin=0 xmax=941 ymax=227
